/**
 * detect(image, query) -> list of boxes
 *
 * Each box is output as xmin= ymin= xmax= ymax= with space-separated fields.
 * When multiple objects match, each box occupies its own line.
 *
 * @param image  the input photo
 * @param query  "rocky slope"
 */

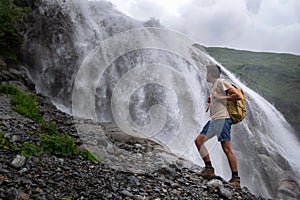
xmin=0 ymin=63 xmax=263 ymax=199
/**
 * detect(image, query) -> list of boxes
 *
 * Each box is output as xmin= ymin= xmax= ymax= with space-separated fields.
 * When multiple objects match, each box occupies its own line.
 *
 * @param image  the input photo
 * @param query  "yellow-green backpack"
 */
xmin=227 ymin=85 xmax=246 ymax=124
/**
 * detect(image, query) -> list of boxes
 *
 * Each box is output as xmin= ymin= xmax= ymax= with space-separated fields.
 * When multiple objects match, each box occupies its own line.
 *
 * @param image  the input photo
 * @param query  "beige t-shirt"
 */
xmin=210 ymin=78 xmax=232 ymax=120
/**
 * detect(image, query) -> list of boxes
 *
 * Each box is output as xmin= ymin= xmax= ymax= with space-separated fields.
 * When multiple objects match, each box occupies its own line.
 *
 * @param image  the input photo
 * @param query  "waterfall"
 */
xmin=22 ymin=0 xmax=300 ymax=198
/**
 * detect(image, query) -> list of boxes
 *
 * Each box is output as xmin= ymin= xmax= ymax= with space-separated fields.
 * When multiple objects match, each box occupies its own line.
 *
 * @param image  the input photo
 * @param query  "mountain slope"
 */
xmin=0 ymin=65 xmax=262 ymax=200
xmin=205 ymin=47 xmax=300 ymax=137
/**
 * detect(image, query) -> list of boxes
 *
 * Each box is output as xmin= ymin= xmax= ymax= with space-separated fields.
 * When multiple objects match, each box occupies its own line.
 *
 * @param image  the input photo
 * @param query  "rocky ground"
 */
xmin=0 ymin=65 xmax=265 ymax=199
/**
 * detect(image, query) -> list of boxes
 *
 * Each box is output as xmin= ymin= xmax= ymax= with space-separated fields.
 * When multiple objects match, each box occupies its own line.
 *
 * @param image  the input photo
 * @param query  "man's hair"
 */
xmin=206 ymin=64 xmax=221 ymax=78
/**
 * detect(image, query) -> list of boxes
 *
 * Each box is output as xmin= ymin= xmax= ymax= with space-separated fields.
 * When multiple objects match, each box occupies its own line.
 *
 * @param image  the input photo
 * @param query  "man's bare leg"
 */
xmin=195 ymin=134 xmax=215 ymax=178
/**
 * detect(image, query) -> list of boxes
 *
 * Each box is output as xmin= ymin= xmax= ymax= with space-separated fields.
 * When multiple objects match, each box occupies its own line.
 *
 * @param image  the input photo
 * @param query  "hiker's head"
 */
xmin=206 ymin=64 xmax=221 ymax=82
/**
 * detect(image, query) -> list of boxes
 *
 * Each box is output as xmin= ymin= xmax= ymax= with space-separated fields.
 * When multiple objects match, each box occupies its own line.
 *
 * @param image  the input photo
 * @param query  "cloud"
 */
xmin=108 ymin=0 xmax=300 ymax=55
xmin=127 ymin=0 xmax=166 ymax=20
xmin=245 ymin=0 xmax=262 ymax=14
xmin=163 ymin=0 xmax=300 ymax=54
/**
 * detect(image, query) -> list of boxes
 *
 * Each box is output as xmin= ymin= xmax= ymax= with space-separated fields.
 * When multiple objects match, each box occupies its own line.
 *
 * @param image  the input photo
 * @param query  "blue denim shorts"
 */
xmin=200 ymin=118 xmax=232 ymax=142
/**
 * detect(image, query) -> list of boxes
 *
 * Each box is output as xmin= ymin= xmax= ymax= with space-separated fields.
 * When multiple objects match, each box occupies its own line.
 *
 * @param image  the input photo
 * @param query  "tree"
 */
xmin=0 ymin=0 xmax=28 ymax=62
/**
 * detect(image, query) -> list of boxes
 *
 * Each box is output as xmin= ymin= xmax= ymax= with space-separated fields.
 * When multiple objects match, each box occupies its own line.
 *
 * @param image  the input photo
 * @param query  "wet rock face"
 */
xmin=278 ymin=178 xmax=300 ymax=199
xmin=19 ymin=0 xmax=145 ymax=108
xmin=21 ymin=0 xmax=78 ymax=106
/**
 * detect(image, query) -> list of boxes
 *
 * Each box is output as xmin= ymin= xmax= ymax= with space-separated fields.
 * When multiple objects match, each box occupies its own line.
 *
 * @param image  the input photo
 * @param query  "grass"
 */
xmin=0 ymin=84 xmax=101 ymax=161
xmin=0 ymin=84 xmax=43 ymax=123
xmin=41 ymin=133 xmax=75 ymax=157
xmin=11 ymin=92 xmax=44 ymax=123
xmin=0 ymin=131 xmax=9 ymax=150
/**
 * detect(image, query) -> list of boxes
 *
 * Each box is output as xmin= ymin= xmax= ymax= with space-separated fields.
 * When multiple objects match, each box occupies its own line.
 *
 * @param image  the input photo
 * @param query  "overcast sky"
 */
xmin=107 ymin=0 xmax=300 ymax=55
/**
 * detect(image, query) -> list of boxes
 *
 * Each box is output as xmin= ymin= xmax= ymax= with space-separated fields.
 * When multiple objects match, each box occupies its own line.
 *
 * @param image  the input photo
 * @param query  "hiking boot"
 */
xmin=228 ymin=176 xmax=240 ymax=188
xmin=197 ymin=167 xmax=215 ymax=179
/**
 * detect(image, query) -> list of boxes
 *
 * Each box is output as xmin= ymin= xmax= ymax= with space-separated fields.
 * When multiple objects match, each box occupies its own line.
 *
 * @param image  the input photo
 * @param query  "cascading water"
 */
xmin=22 ymin=0 xmax=300 ymax=198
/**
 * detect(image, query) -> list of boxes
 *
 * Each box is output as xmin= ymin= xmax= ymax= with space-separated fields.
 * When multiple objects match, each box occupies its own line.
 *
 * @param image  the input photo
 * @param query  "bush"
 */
xmin=21 ymin=142 xmax=41 ymax=158
xmin=40 ymin=121 xmax=58 ymax=135
xmin=0 ymin=84 xmax=20 ymax=95
xmin=0 ymin=131 xmax=10 ymax=150
xmin=75 ymin=148 xmax=99 ymax=163
xmin=11 ymin=91 xmax=44 ymax=123
xmin=41 ymin=133 xmax=75 ymax=157
xmin=0 ymin=84 xmax=43 ymax=123
xmin=0 ymin=0 xmax=29 ymax=62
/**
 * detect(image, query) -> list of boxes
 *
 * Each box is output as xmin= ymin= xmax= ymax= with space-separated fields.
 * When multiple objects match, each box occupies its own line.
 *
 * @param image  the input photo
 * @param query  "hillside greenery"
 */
xmin=0 ymin=85 xmax=99 ymax=162
xmin=0 ymin=0 xmax=29 ymax=62
xmin=205 ymin=47 xmax=300 ymax=137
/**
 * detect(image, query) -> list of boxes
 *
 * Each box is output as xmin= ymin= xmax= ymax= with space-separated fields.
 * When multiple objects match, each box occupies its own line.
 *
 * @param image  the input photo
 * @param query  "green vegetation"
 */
xmin=75 ymin=148 xmax=99 ymax=163
xmin=0 ymin=85 xmax=100 ymax=162
xmin=205 ymin=47 xmax=300 ymax=136
xmin=0 ymin=84 xmax=19 ymax=95
xmin=0 ymin=131 xmax=10 ymax=150
xmin=20 ymin=133 xmax=99 ymax=162
xmin=41 ymin=133 xmax=75 ymax=157
xmin=11 ymin=91 xmax=44 ymax=123
xmin=0 ymin=84 xmax=43 ymax=123
xmin=21 ymin=142 xmax=41 ymax=158
xmin=0 ymin=0 xmax=29 ymax=62
xmin=41 ymin=121 xmax=58 ymax=135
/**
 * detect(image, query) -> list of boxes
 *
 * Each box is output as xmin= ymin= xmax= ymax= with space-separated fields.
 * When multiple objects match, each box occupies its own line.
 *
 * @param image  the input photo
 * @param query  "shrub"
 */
xmin=0 ymin=84 xmax=20 ymax=95
xmin=0 ymin=0 xmax=29 ymax=62
xmin=0 ymin=84 xmax=43 ymax=123
xmin=41 ymin=133 xmax=75 ymax=157
xmin=75 ymin=148 xmax=99 ymax=163
xmin=0 ymin=131 xmax=10 ymax=150
xmin=47 ymin=122 xmax=58 ymax=135
xmin=11 ymin=91 xmax=44 ymax=123
xmin=41 ymin=121 xmax=58 ymax=135
xmin=21 ymin=142 xmax=41 ymax=158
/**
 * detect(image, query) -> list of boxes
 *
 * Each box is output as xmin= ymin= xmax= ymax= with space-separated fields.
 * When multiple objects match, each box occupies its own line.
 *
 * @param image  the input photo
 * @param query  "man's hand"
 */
xmin=207 ymin=96 xmax=211 ymax=103
xmin=212 ymin=87 xmax=242 ymax=101
xmin=212 ymin=91 xmax=227 ymax=105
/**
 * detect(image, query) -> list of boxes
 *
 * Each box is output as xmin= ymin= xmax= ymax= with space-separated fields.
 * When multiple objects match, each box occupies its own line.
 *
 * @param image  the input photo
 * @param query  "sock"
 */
xmin=232 ymin=171 xmax=239 ymax=177
xmin=205 ymin=161 xmax=213 ymax=168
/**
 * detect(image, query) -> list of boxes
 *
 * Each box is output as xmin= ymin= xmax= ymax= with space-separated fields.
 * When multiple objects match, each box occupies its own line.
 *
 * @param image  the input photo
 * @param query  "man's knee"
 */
xmin=195 ymin=134 xmax=205 ymax=148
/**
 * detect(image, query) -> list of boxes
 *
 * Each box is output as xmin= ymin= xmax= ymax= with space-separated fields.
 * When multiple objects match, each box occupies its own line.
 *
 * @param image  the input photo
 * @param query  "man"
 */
xmin=194 ymin=64 xmax=241 ymax=187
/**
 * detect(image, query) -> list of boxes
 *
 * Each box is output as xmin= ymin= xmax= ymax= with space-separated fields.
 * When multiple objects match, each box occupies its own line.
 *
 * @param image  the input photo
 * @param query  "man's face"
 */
xmin=206 ymin=71 xmax=212 ymax=82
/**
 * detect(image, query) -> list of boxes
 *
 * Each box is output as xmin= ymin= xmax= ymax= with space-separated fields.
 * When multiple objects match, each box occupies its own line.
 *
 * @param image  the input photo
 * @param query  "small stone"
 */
xmin=11 ymin=135 xmax=19 ymax=142
xmin=6 ymin=187 xmax=18 ymax=200
xmin=134 ymin=143 xmax=145 ymax=150
xmin=133 ymin=194 xmax=147 ymax=200
xmin=207 ymin=179 xmax=223 ymax=188
xmin=58 ymin=158 xmax=64 ymax=164
xmin=34 ymin=187 xmax=43 ymax=194
xmin=18 ymin=168 xmax=28 ymax=174
xmin=207 ymin=186 xmax=216 ymax=193
xmin=11 ymin=155 xmax=26 ymax=168
xmin=0 ymin=114 xmax=12 ymax=120
xmin=219 ymin=187 xmax=233 ymax=198
xmin=120 ymin=190 xmax=134 ymax=198
xmin=19 ymin=192 xmax=30 ymax=200
xmin=135 ymin=153 xmax=143 ymax=159
xmin=119 ymin=155 xmax=125 ymax=160
xmin=127 ymin=167 xmax=143 ymax=174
